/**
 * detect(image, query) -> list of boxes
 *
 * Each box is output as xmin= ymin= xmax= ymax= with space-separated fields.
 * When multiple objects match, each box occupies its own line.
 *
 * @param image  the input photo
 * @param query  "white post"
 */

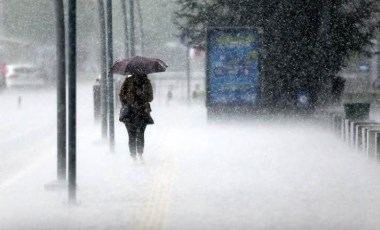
xmin=367 ymin=129 xmax=380 ymax=158
xmin=376 ymin=133 xmax=380 ymax=160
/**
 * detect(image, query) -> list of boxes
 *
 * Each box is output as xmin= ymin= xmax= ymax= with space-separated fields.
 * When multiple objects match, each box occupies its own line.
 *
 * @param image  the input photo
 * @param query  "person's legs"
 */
xmin=136 ymin=123 xmax=147 ymax=155
xmin=125 ymin=124 xmax=137 ymax=157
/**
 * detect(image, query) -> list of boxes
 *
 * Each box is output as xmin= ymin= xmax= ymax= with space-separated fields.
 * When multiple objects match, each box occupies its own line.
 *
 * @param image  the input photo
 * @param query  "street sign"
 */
xmin=296 ymin=91 xmax=311 ymax=109
xmin=359 ymin=64 xmax=369 ymax=72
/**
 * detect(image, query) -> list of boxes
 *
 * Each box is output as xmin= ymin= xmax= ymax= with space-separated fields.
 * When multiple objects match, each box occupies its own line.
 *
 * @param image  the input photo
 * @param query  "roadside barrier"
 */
xmin=366 ymin=127 xmax=380 ymax=158
xmin=354 ymin=122 xmax=378 ymax=150
xmin=316 ymin=108 xmax=380 ymax=162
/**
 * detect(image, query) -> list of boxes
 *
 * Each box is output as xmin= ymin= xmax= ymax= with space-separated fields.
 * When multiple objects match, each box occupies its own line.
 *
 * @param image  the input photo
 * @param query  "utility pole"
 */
xmin=67 ymin=0 xmax=77 ymax=204
xmin=54 ymin=0 xmax=66 ymax=181
xmin=136 ymin=0 xmax=144 ymax=55
xmin=372 ymin=36 xmax=379 ymax=81
xmin=121 ymin=0 xmax=129 ymax=58
xmin=44 ymin=0 xmax=67 ymax=192
xmin=129 ymin=0 xmax=135 ymax=57
xmin=186 ymin=45 xmax=191 ymax=104
xmin=182 ymin=33 xmax=191 ymax=104
xmin=98 ymin=0 xmax=108 ymax=139
xmin=0 ymin=0 xmax=4 ymax=36
xmin=106 ymin=0 xmax=115 ymax=151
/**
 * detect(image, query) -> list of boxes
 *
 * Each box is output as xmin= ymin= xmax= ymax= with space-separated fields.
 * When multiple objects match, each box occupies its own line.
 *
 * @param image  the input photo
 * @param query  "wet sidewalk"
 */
xmin=2 ymin=104 xmax=380 ymax=229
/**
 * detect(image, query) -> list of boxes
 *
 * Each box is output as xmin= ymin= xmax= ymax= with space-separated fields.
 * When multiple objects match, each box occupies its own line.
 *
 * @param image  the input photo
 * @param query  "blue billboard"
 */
xmin=206 ymin=28 xmax=260 ymax=106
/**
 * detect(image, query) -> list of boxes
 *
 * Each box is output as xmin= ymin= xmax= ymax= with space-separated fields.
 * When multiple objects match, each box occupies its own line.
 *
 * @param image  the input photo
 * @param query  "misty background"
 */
xmin=0 ymin=0 xmax=189 ymax=78
xmin=1 ymin=1 xmax=380 ymax=229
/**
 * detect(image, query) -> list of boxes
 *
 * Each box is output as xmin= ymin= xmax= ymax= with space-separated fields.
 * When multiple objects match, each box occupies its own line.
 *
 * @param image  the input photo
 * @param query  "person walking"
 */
xmin=119 ymin=74 xmax=154 ymax=161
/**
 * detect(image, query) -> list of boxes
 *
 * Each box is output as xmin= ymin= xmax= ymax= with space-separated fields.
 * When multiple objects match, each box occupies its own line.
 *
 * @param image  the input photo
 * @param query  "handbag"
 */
xmin=119 ymin=104 xmax=133 ymax=122
xmin=145 ymin=114 xmax=154 ymax=125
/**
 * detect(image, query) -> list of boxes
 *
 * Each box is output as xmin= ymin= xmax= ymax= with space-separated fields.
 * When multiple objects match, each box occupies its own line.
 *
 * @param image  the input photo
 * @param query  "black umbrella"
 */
xmin=110 ymin=56 xmax=168 ymax=75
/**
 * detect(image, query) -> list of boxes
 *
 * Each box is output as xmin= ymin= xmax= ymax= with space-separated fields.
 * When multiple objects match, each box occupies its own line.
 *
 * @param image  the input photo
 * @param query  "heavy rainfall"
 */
xmin=0 ymin=0 xmax=380 ymax=229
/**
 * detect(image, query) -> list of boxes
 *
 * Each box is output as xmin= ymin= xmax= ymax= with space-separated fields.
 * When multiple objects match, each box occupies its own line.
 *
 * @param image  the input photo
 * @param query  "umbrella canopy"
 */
xmin=110 ymin=56 xmax=168 ymax=75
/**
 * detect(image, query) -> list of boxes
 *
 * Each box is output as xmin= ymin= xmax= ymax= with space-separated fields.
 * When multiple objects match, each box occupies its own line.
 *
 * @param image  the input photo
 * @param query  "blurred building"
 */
xmin=339 ymin=32 xmax=380 ymax=94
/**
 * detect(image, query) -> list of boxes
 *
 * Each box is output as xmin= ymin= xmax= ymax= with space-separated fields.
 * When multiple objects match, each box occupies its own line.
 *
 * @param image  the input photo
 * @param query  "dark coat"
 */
xmin=119 ymin=74 xmax=154 ymax=125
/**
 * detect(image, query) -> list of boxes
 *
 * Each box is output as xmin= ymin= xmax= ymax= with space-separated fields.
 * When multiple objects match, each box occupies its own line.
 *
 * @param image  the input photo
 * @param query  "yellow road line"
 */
xmin=137 ymin=139 xmax=179 ymax=230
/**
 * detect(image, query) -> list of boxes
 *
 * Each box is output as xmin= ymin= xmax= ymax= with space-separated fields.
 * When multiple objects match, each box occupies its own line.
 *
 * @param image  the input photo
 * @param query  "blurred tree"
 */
xmin=173 ymin=0 xmax=380 ymax=111
xmin=4 ymin=0 xmax=97 ymax=45
xmin=3 ymin=0 xmax=182 ymax=72
xmin=4 ymin=0 xmax=55 ymax=43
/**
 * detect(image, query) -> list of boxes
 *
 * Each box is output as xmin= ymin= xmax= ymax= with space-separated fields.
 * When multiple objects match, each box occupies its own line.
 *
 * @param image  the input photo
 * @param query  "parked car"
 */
xmin=0 ymin=64 xmax=6 ymax=90
xmin=0 ymin=51 xmax=6 ymax=90
xmin=5 ymin=64 xmax=49 ymax=88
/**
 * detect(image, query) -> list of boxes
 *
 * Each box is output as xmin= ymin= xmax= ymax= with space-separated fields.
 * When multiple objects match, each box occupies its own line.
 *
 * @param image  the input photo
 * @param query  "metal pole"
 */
xmin=186 ymin=45 xmax=191 ymax=104
xmin=54 ymin=0 xmax=66 ymax=181
xmin=106 ymin=0 xmax=115 ymax=151
xmin=121 ymin=0 xmax=129 ymax=58
xmin=98 ymin=0 xmax=108 ymax=139
xmin=68 ymin=0 xmax=77 ymax=204
xmin=371 ymin=36 xmax=379 ymax=81
xmin=129 ymin=0 xmax=135 ymax=57
xmin=136 ymin=0 xmax=144 ymax=55
xmin=0 ymin=0 xmax=4 ymax=36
